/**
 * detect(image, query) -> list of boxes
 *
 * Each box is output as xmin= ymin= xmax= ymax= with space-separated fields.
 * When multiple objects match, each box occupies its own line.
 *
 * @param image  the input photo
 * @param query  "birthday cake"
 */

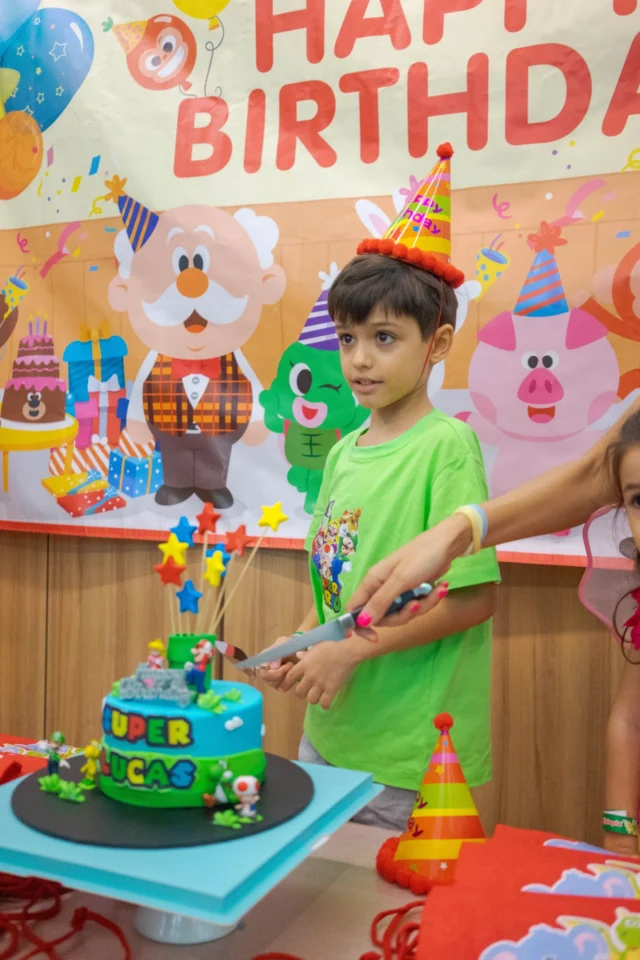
xmin=1 ymin=317 xmax=66 ymax=424
xmin=99 ymin=634 xmax=266 ymax=809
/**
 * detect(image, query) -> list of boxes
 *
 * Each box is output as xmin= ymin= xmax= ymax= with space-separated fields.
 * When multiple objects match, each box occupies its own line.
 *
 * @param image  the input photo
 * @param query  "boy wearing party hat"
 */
xmin=262 ymin=144 xmax=500 ymax=831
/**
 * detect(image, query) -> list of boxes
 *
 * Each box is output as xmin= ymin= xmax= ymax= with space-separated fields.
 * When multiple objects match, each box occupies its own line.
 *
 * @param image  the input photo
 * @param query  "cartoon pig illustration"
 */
xmin=465 ymin=223 xmax=620 ymax=498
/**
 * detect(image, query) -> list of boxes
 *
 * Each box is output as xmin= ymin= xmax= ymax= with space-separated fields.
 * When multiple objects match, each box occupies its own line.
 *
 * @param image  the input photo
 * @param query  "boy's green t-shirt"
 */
xmin=304 ymin=409 xmax=500 ymax=792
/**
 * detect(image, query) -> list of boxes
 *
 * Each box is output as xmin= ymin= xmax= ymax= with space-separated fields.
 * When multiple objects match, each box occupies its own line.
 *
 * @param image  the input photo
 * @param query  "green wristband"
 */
xmin=602 ymin=812 xmax=638 ymax=836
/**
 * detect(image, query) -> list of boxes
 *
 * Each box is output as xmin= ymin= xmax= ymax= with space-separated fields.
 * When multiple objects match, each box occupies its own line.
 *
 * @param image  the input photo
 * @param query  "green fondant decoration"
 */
xmin=111 ymin=680 xmax=121 ymax=696
xmin=224 ymin=689 xmax=243 ymax=703
xmin=39 ymin=774 xmax=62 ymax=794
xmin=145 ymin=758 xmax=171 ymax=789
xmin=213 ymin=809 xmax=243 ymax=829
xmin=99 ymin=747 xmax=266 ymax=809
xmin=197 ymin=691 xmax=228 ymax=714
xmin=167 ymin=632 xmax=216 ymax=674
xmin=58 ymin=781 xmax=85 ymax=803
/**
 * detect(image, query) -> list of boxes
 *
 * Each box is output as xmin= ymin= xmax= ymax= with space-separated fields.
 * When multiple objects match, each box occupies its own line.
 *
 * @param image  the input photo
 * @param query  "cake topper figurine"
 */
xmin=80 ymin=740 xmax=101 ymax=789
xmin=147 ymin=639 xmax=167 ymax=669
xmin=44 ymin=731 xmax=69 ymax=778
xmin=184 ymin=639 xmax=215 ymax=694
xmin=233 ymin=775 xmax=261 ymax=819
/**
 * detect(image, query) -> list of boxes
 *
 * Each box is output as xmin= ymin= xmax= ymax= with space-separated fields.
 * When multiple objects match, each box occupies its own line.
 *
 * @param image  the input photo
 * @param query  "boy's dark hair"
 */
xmin=327 ymin=254 xmax=458 ymax=339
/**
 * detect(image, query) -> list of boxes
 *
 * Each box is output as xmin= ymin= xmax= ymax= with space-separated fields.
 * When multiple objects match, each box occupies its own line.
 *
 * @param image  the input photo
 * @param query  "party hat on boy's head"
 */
xmin=514 ymin=221 xmax=569 ymax=317
xmin=357 ymin=143 xmax=464 ymax=289
xmin=376 ymin=713 xmax=485 ymax=895
xmin=297 ymin=263 xmax=340 ymax=350
xmin=104 ymin=175 xmax=159 ymax=252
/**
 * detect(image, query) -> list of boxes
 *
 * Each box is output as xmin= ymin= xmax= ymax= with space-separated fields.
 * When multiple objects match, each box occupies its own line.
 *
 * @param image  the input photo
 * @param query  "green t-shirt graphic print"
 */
xmin=305 ymin=410 xmax=500 ymax=792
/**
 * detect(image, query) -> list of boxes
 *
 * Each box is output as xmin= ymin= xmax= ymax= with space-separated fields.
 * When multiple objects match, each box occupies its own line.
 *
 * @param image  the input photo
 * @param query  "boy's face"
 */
xmin=335 ymin=307 xmax=454 ymax=410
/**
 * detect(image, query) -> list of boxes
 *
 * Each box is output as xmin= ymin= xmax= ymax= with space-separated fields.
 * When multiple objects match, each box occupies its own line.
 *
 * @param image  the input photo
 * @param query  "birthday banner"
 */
xmin=0 ymin=0 xmax=638 ymax=563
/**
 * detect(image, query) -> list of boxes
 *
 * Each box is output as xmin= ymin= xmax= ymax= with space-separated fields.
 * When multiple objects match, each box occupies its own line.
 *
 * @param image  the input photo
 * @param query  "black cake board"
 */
xmin=12 ymin=754 xmax=313 ymax=849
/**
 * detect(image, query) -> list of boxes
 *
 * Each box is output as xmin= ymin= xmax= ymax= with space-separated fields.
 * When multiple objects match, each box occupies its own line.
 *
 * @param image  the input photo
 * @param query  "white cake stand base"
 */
xmin=134 ymin=906 xmax=238 ymax=944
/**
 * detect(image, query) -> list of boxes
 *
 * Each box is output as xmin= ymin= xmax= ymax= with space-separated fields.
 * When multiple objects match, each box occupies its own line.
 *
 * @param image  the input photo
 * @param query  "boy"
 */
xmin=262 ymin=144 xmax=500 ymax=831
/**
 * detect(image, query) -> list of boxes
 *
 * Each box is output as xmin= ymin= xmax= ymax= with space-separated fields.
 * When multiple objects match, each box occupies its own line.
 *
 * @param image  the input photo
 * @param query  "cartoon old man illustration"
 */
xmin=106 ymin=176 xmax=286 ymax=508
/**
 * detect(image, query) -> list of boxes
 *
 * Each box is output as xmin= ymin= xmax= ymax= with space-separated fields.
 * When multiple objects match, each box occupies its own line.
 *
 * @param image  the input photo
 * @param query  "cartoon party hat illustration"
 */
xmin=514 ymin=221 xmax=569 ymax=317
xmin=298 ymin=263 xmax=340 ymax=350
xmin=112 ymin=20 xmax=147 ymax=55
xmin=475 ymin=235 xmax=510 ymax=299
xmin=376 ymin=713 xmax=485 ymax=895
xmin=104 ymin=175 xmax=159 ymax=252
xmin=357 ymin=143 xmax=464 ymax=288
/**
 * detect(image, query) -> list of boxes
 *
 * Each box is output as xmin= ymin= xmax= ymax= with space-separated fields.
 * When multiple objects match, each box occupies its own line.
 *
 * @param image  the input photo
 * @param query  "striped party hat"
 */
xmin=357 ymin=143 xmax=464 ymax=289
xmin=514 ymin=221 xmax=569 ymax=317
xmin=298 ymin=264 xmax=340 ymax=350
xmin=376 ymin=713 xmax=485 ymax=895
xmin=104 ymin=175 xmax=159 ymax=252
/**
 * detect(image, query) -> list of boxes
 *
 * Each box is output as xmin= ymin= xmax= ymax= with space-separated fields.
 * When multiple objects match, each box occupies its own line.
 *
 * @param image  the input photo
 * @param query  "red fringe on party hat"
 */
xmin=357 ymin=144 xmax=464 ymax=289
xmin=376 ymin=713 xmax=485 ymax=895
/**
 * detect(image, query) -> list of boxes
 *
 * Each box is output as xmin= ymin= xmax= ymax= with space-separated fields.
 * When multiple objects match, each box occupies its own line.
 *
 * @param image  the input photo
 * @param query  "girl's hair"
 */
xmin=606 ymin=408 xmax=640 ymax=508
xmin=606 ymin=409 xmax=640 ymax=662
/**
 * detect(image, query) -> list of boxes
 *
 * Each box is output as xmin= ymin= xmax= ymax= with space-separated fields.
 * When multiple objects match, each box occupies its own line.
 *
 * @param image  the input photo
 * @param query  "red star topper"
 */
xmin=528 ymin=221 xmax=568 ymax=255
xmin=154 ymin=556 xmax=186 ymax=586
xmin=226 ymin=524 xmax=252 ymax=558
xmin=196 ymin=502 xmax=222 ymax=535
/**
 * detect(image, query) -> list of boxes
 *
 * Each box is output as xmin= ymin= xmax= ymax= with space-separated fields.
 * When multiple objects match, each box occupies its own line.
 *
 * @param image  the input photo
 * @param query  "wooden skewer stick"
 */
xmin=199 ymin=532 xmax=209 ymax=593
xmin=210 ymin=533 xmax=266 ymax=636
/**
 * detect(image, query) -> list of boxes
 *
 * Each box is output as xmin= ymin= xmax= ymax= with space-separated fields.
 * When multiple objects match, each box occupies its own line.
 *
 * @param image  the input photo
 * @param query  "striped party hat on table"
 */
xmin=376 ymin=713 xmax=485 ymax=895
xmin=357 ymin=143 xmax=464 ymax=288
xmin=104 ymin=175 xmax=159 ymax=252
xmin=514 ymin=221 xmax=569 ymax=317
xmin=297 ymin=263 xmax=340 ymax=350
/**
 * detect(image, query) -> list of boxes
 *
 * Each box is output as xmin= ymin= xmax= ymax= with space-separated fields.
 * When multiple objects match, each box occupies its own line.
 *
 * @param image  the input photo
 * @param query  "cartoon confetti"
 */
xmin=89 ymin=155 xmax=100 ymax=176
xmin=46 ymin=146 xmax=54 ymax=167
xmin=622 ymin=148 xmax=640 ymax=172
xmin=16 ymin=232 xmax=29 ymax=253
xmin=103 ymin=226 xmax=117 ymax=233
xmin=88 ymin=194 xmax=107 ymax=217
xmin=88 ymin=265 xmax=98 ymax=272
xmin=591 ymin=210 xmax=604 ymax=222
xmin=70 ymin=175 xmax=82 ymax=193
xmin=617 ymin=231 xmax=632 ymax=239
xmin=36 ymin=180 xmax=42 ymax=196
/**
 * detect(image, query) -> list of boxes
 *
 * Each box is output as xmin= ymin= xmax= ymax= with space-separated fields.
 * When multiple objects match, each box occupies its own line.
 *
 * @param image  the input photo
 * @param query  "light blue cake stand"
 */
xmin=0 ymin=762 xmax=381 ymax=945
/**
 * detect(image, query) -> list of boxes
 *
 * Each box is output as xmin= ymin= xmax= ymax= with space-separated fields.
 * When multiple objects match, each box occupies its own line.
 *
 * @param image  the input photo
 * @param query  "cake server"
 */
xmin=238 ymin=583 xmax=434 ymax=670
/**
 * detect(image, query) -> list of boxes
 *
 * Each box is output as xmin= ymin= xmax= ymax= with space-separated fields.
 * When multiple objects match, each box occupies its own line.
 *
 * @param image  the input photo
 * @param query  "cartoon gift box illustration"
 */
xmin=63 ymin=326 xmax=127 ymax=447
xmin=108 ymin=448 xmax=163 ymax=498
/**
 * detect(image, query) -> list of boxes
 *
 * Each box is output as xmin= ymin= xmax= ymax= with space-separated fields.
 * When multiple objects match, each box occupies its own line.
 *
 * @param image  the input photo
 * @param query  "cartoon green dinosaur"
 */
xmin=617 ymin=912 xmax=640 ymax=958
xmin=260 ymin=265 xmax=369 ymax=514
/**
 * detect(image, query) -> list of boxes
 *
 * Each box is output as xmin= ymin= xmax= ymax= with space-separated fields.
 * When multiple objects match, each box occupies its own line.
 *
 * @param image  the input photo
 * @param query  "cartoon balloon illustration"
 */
xmin=110 ymin=15 xmax=197 ymax=92
xmin=172 ymin=0 xmax=231 ymax=29
xmin=1 ymin=8 xmax=94 ymax=133
xmin=0 ymin=0 xmax=41 ymax=58
xmin=0 ymin=110 xmax=43 ymax=200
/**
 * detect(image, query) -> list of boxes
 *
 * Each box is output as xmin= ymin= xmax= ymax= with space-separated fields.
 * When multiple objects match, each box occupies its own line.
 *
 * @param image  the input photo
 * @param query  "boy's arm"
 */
xmin=279 ymin=583 xmax=496 ymax=706
xmin=604 ymin=660 xmax=640 ymax=856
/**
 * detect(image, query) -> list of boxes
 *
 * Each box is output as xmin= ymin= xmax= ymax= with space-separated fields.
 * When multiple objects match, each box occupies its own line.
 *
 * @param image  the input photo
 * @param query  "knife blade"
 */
xmin=238 ymin=582 xmax=434 ymax=671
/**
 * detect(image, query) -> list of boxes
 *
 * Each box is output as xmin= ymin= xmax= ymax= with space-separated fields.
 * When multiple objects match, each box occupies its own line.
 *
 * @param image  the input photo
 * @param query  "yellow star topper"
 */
xmin=258 ymin=502 xmax=289 ymax=533
xmin=158 ymin=533 xmax=189 ymax=566
xmin=203 ymin=551 xmax=226 ymax=587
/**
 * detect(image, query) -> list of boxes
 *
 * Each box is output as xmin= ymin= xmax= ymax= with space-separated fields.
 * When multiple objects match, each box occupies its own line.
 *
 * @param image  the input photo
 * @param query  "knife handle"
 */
xmin=351 ymin=582 xmax=434 ymax=622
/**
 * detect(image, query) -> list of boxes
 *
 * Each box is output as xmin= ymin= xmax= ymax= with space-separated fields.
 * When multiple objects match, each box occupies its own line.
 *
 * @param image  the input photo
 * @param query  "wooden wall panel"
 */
xmin=222 ymin=549 xmax=310 ymax=760
xmin=0 ymin=530 xmax=627 ymax=848
xmin=0 ymin=532 xmax=47 ymax=739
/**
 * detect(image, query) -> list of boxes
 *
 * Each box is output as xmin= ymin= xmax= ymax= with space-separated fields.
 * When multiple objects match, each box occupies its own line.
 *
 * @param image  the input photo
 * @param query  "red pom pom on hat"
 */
xmin=437 ymin=142 xmax=453 ymax=159
xmin=379 ymin=238 xmax=394 ymax=255
xmin=434 ymin=712 xmax=454 ymax=731
xmin=392 ymin=243 xmax=408 ymax=260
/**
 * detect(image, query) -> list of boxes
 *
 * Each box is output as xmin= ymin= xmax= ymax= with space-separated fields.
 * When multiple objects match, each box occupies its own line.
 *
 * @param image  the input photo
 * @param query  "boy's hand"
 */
xmin=279 ymin=640 xmax=362 ymax=710
xmin=258 ymin=639 xmax=295 ymax=691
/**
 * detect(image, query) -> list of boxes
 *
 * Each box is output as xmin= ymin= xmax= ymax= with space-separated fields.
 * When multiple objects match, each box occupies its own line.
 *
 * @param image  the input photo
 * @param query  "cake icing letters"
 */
xmin=101 ymin=748 xmax=197 ymax=791
xmin=103 ymin=706 xmax=193 ymax=748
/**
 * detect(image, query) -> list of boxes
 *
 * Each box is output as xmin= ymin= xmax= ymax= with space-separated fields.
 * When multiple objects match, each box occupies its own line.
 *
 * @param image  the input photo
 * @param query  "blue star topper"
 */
xmin=171 ymin=516 xmax=197 ymax=546
xmin=176 ymin=580 xmax=202 ymax=615
xmin=206 ymin=542 xmax=231 ymax=566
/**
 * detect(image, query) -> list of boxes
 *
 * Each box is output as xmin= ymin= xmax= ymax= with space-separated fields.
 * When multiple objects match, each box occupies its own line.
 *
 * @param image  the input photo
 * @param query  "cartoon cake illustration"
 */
xmin=1 ymin=316 xmax=66 ymax=424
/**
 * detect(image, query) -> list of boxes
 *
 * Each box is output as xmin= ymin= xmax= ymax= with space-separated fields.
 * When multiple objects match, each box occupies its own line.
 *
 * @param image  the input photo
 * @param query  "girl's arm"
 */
xmin=605 ymin=660 xmax=640 ymax=855
xmin=349 ymin=397 xmax=640 ymax=627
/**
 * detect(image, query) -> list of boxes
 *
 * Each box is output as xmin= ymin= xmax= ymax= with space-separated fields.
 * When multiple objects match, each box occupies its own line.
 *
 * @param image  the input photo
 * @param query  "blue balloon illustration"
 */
xmin=2 ymin=8 xmax=94 ymax=132
xmin=0 ymin=1 xmax=41 ymax=58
